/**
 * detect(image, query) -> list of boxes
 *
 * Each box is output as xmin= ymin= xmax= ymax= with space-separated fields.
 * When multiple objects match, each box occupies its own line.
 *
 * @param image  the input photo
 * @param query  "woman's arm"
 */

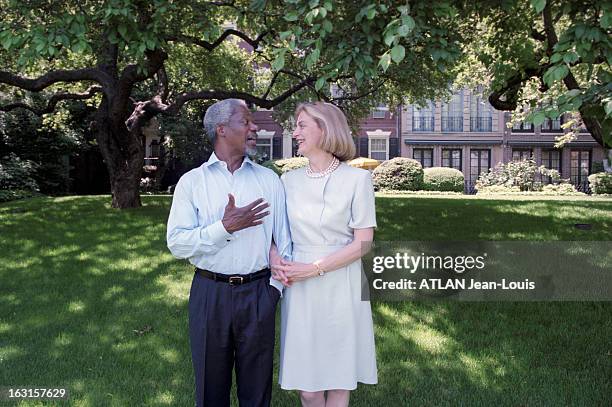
xmin=272 ymin=228 xmax=373 ymax=283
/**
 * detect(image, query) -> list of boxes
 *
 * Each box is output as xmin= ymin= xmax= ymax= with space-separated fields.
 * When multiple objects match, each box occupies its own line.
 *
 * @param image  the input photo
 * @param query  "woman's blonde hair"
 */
xmin=295 ymin=102 xmax=356 ymax=161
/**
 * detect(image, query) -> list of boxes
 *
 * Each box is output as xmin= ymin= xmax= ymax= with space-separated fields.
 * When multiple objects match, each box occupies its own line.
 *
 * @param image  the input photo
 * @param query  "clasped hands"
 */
xmin=271 ymin=259 xmax=318 ymax=287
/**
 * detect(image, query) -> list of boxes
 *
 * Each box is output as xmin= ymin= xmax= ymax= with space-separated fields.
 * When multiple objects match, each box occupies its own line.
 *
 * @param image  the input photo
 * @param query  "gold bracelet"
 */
xmin=313 ymin=261 xmax=325 ymax=277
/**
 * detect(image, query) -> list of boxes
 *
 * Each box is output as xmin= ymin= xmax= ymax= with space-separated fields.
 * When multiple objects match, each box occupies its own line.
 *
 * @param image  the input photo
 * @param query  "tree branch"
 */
xmin=331 ymin=80 xmax=388 ymax=102
xmin=488 ymin=66 xmax=546 ymax=111
xmin=0 ymin=68 xmax=108 ymax=92
xmin=0 ymin=86 xmax=103 ymax=115
xmin=166 ymin=29 xmax=269 ymax=51
xmin=125 ymin=76 xmax=315 ymax=131
xmin=156 ymin=66 xmax=169 ymax=102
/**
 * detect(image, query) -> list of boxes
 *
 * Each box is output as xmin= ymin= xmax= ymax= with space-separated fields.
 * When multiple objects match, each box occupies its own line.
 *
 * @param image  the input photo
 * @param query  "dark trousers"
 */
xmin=189 ymin=271 xmax=280 ymax=407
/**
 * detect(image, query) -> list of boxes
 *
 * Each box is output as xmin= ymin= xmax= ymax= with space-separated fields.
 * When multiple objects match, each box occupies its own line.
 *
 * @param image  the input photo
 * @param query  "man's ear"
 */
xmin=216 ymin=124 xmax=225 ymax=137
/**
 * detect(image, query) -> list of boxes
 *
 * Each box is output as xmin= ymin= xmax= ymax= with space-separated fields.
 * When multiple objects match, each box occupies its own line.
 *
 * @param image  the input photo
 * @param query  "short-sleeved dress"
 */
xmin=279 ymin=163 xmax=378 ymax=391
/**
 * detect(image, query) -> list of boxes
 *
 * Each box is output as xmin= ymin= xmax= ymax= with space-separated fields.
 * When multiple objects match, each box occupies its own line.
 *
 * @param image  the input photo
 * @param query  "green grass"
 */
xmin=0 ymin=195 xmax=611 ymax=406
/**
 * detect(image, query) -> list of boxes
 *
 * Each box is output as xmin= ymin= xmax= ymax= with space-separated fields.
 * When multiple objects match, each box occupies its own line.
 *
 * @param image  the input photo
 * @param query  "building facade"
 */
xmin=143 ymin=90 xmax=605 ymax=192
xmin=249 ymin=89 xmax=605 ymax=193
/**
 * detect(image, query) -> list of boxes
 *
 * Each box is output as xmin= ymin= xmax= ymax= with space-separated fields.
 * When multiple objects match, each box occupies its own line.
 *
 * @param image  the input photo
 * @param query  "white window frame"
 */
xmin=367 ymin=130 xmax=391 ymax=161
xmin=256 ymin=130 xmax=275 ymax=160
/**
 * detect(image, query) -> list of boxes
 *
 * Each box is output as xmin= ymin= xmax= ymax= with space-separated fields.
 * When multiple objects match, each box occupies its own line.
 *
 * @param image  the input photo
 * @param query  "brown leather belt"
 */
xmin=195 ymin=268 xmax=270 ymax=286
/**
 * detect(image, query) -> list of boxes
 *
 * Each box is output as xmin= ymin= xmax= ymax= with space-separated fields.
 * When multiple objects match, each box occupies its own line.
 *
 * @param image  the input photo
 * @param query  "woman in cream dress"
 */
xmin=271 ymin=102 xmax=377 ymax=407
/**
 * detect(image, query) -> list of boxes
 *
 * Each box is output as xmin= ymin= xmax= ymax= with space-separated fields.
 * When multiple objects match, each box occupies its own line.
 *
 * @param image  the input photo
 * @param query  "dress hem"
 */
xmin=279 ymin=380 xmax=378 ymax=392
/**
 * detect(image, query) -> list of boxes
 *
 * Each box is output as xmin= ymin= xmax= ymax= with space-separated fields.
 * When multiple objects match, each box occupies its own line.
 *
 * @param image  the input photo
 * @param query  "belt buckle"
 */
xmin=229 ymin=276 xmax=243 ymax=285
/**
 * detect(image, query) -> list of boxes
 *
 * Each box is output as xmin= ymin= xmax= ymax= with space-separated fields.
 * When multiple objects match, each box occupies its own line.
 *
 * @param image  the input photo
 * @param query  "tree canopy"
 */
xmin=461 ymin=0 xmax=611 ymax=148
xmin=0 ymin=0 xmax=467 ymax=207
xmin=0 ymin=0 xmax=609 ymax=208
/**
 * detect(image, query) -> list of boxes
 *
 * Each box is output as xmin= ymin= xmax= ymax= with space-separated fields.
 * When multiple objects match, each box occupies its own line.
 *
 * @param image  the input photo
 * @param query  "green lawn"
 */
xmin=0 ymin=195 xmax=611 ymax=406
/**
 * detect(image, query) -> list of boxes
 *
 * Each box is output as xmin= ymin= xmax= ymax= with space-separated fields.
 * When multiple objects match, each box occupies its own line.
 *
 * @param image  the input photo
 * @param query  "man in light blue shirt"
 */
xmin=167 ymin=99 xmax=291 ymax=407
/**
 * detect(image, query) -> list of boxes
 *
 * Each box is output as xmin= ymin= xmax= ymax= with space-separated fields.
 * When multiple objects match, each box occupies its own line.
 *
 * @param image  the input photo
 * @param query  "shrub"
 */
xmin=0 ymin=189 xmax=40 ymax=203
xmin=541 ymin=184 xmax=582 ymax=195
xmin=261 ymin=157 xmax=309 ymax=175
xmin=476 ymin=184 xmax=583 ymax=196
xmin=423 ymin=167 xmax=464 ymax=192
xmin=588 ymin=172 xmax=612 ymax=194
xmin=0 ymin=153 xmax=39 ymax=192
xmin=372 ymin=157 xmax=424 ymax=191
xmin=476 ymin=159 xmax=562 ymax=192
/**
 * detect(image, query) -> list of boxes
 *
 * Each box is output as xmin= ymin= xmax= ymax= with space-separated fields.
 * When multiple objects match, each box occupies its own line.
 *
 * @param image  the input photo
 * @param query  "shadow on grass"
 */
xmin=0 ymin=196 xmax=193 ymax=406
xmin=0 ymin=195 xmax=610 ymax=406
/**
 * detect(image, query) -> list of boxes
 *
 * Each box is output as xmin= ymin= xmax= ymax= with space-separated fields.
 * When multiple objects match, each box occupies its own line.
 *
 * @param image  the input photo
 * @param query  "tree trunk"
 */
xmin=110 ymin=165 xmax=142 ymax=208
xmin=579 ymin=103 xmax=608 ymax=148
xmin=93 ymin=97 xmax=144 ymax=209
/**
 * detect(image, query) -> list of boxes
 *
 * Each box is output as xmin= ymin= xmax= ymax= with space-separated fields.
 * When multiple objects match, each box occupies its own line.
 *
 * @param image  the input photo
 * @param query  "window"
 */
xmin=470 ymin=92 xmax=493 ymax=132
xmin=255 ymin=130 xmax=275 ymax=161
xmin=372 ymin=104 xmax=387 ymax=119
xmin=413 ymin=148 xmax=433 ymax=168
xmin=442 ymin=149 xmax=462 ymax=170
xmin=412 ymin=102 xmax=435 ymax=131
xmin=441 ymin=92 xmax=463 ymax=132
xmin=369 ymin=138 xmax=388 ymax=161
xmin=570 ymin=150 xmax=591 ymax=187
xmin=470 ymin=149 xmax=490 ymax=184
xmin=542 ymin=149 xmax=561 ymax=183
xmin=149 ymin=139 xmax=160 ymax=158
xmin=541 ymin=117 xmax=563 ymax=132
xmin=256 ymin=138 xmax=273 ymax=161
xmin=512 ymin=121 xmax=533 ymax=132
xmin=512 ymin=149 xmax=532 ymax=161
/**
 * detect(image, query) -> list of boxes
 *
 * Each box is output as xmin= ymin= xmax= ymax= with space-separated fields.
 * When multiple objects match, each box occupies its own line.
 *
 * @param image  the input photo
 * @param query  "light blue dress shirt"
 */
xmin=166 ymin=152 xmax=292 ymax=293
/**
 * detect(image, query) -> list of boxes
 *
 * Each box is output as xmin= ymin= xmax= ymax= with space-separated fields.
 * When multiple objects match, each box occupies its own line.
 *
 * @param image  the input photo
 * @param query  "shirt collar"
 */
xmin=203 ymin=152 xmax=255 ymax=169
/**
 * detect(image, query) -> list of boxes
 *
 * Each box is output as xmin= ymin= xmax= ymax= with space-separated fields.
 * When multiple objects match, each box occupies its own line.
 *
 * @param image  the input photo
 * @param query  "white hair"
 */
xmin=202 ymin=99 xmax=246 ymax=145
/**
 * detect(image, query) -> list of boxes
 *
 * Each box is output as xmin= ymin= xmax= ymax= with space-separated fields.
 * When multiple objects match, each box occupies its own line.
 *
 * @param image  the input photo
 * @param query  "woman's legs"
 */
xmin=325 ymin=390 xmax=350 ymax=407
xmin=299 ymin=390 xmax=325 ymax=407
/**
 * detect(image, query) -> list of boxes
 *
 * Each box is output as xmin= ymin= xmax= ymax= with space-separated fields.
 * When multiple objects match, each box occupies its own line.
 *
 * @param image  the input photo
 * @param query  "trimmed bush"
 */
xmin=588 ymin=172 xmax=612 ymax=195
xmin=423 ymin=167 xmax=464 ymax=192
xmin=261 ymin=157 xmax=309 ymax=175
xmin=372 ymin=157 xmax=424 ymax=191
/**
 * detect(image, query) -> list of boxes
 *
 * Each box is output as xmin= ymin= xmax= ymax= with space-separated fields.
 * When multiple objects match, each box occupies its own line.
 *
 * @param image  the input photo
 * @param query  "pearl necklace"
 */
xmin=306 ymin=156 xmax=340 ymax=178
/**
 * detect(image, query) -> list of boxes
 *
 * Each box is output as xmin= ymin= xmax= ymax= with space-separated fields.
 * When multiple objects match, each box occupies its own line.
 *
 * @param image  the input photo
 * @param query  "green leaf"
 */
xmin=401 ymin=15 xmax=415 ymax=31
xmin=601 ymin=11 xmax=611 ymax=29
xmin=322 ymin=20 xmax=333 ymax=33
xmin=391 ymin=44 xmax=405 ymax=63
xmin=575 ymin=24 xmax=586 ymax=39
xmin=550 ymin=53 xmax=563 ymax=63
xmin=271 ymin=53 xmax=285 ymax=71
xmin=397 ymin=24 xmax=410 ymax=37
xmin=563 ymin=52 xmax=579 ymax=64
xmin=553 ymin=65 xmax=569 ymax=81
xmin=318 ymin=7 xmax=327 ymax=18
xmin=366 ymin=8 xmax=376 ymax=20
xmin=315 ymin=76 xmax=326 ymax=91
xmin=146 ymin=38 xmax=156 ymax=50
xmin=530 ymin=0 xmax=546 ymax=13
xmin=378 ymin=52 xmax=391 ymax=72
xmin=284 ymin=11 xmax=299 ymax=22
xmin=384 ymin=31 xmax=396 ymax=47
xmin=605 ymin=100 xmax=612 ymax=117
xmin=1 ymin=35 xmax=13 ymax=50
xmin=533 ymin=112 xmax=546 ymax=126
xmin=279 ymin=31 xmax=292 ymax=41
xmin=118 ymin=24 xmax=128 ymax=40
xmin=306 ymin=48 xmax=320 ymax=68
